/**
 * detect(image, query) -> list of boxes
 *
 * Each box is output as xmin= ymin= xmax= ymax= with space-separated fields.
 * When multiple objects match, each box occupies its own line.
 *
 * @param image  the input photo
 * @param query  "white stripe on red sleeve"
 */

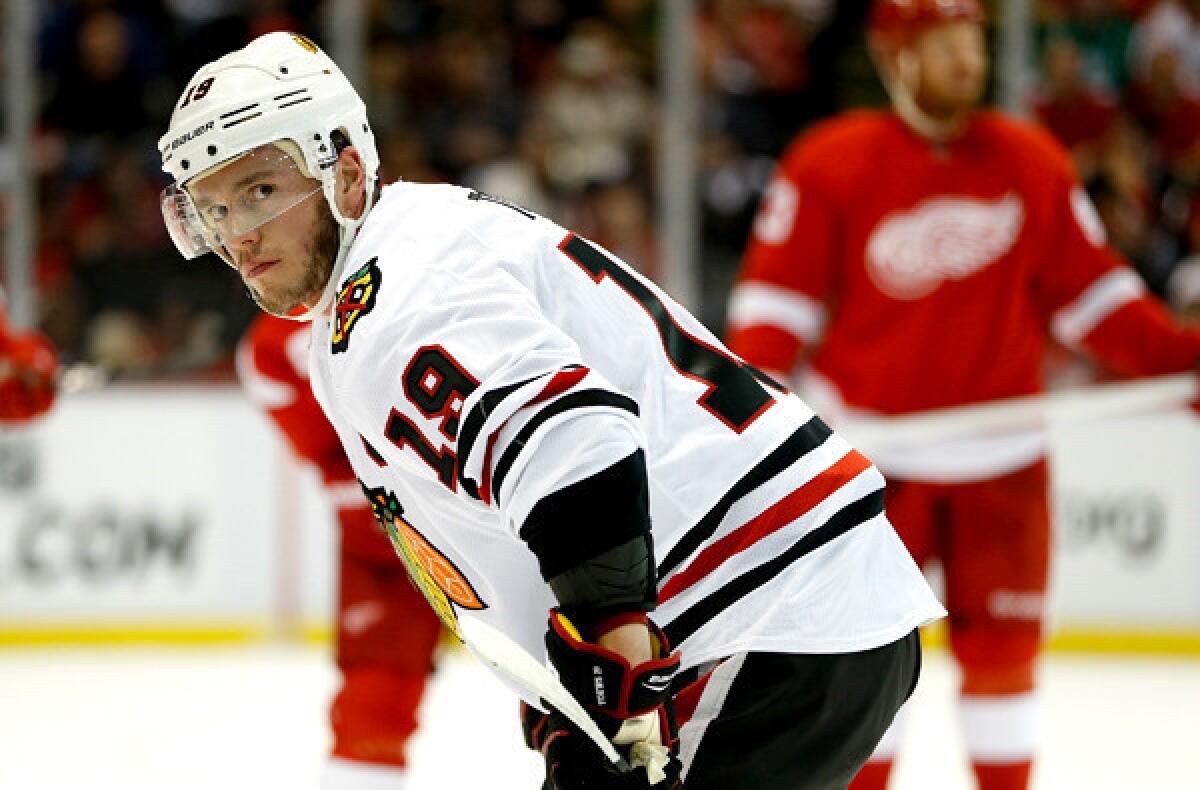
xmin=1051 ymin=268 xmax=1144 ymax=349
xmin=234 ymin=340 xmax=295 ymax=410
xmin=727 ymin=282 xmax=827 ymax=344
xmin=325 ymin=480 xmax=368 ymax=509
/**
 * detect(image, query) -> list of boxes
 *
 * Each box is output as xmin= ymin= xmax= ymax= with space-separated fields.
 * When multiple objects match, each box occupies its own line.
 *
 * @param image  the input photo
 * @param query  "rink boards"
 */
xmin=1 ymin=386 xmax=1198 ymax=652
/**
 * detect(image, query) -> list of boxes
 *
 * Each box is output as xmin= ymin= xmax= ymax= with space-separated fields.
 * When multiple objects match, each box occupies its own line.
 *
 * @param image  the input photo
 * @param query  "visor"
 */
xmin=160 ymin=145 xmax=322 ymax=260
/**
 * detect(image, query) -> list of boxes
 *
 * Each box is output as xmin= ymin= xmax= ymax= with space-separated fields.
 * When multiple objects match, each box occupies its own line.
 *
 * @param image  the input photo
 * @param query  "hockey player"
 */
xmin=724 ymin=2 xmax=1200 ymax=789
xmin=236 ymin=312 xmax=442 ymax=789
xmin=159 ymin=33 xmax=945 ymax=789
xmin=0 ymin=290 xmax=57 ymax=423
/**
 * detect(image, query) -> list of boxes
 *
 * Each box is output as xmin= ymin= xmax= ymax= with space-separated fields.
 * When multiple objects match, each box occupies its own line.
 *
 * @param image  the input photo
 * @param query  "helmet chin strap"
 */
xmin=283 ymin=176 xmax=379 ymax=322
xmin=879 ymin=49 xmax=969 ymax=143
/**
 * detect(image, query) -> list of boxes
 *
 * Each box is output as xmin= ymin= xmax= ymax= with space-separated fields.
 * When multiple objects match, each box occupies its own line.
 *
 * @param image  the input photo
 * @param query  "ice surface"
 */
xmin=0 ymin=645 xmax=1196 ymax=788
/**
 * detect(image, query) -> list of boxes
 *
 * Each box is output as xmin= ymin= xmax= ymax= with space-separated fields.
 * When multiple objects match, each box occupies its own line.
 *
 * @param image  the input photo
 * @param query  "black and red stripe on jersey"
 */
xmin=456 ymin=364 xmax=639 ymax=506
xmin=655 ymin=416 xmax=885 ymax=648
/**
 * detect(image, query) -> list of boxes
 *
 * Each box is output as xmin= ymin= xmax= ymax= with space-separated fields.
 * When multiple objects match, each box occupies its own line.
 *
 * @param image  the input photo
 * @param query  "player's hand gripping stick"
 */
xmin=534 ymin=610 xmax=682 ymax=790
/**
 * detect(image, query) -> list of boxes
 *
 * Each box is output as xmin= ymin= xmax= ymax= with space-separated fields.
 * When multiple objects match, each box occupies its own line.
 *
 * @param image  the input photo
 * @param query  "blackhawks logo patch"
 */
xmin=360 ymin=482 xmax=486 ymax=633
xmin=331 ymin=257 xmax=381 ymax=354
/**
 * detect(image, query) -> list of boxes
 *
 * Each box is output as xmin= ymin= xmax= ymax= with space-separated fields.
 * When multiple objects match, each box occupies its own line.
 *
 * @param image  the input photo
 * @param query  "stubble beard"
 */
xmin=916 ymin=68 xmax=987 ymax=121
xmin=249 ymin=206 xmax=340 ymax=317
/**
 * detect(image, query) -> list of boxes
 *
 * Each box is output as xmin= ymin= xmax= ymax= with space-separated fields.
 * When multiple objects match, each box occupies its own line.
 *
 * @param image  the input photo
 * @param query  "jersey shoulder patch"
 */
xmin=332 ymin=256 xmax=382 ymax=353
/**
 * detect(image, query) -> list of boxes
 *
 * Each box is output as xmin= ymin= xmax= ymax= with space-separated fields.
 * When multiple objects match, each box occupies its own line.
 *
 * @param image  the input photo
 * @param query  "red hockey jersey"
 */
xmin=236 ymin=314 xmax=390 ymax=559
xmin=727 ymin=110 xmax=1200 ymax=480
xmin=0 ymin=289 xmax=57 ymax=422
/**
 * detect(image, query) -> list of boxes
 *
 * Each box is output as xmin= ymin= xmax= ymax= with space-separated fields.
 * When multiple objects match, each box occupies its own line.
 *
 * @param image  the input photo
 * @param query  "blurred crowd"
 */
xmin=1034 ymin=0 xmax=1200 ymax=321
xmin=3 ymin=0 xmax=1198 ymax=380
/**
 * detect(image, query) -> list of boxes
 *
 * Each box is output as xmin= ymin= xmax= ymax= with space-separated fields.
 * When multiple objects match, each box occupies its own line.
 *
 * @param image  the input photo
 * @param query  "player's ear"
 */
xmin=334 ymin=146 xmax=366 ymax=219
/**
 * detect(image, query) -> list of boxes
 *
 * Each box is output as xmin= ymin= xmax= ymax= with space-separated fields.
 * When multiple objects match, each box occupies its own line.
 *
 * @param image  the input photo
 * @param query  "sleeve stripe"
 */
xmin=492 ymin=389 xmax=640 ymax=505
xmin=457 ymin=376 xmax=539 ymax=471
xmin=1051 ymin=268 xmax=1144 ymax=348
xmin=475 ymin=367 xmax=592 ymax=504
xmin=726 ymin=282 xmax=827 ymax=343
xmin=325 ymin=480 xmax=368 ymax=509
xmin=457 ymin=365 xmax=587 ymax=492
xmin=527 ymin=366 xmax=592 ymax=409
xmin=234 ymin=340 xmax=295 ymax=410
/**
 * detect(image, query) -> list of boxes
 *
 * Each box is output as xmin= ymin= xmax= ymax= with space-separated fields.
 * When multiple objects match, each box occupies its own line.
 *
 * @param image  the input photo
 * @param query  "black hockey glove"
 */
xmin=533 ymin=609 xmax=682 ymax=790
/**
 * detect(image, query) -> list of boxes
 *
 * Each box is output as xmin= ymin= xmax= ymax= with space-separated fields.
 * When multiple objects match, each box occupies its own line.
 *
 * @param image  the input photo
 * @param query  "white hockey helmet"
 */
xmin=158 ymin=32 xmax=380 ymax=317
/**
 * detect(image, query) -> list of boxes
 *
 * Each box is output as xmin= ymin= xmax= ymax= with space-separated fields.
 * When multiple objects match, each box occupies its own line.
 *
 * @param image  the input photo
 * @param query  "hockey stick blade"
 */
xmin=457 ymin=616 xmax=630 ymax=770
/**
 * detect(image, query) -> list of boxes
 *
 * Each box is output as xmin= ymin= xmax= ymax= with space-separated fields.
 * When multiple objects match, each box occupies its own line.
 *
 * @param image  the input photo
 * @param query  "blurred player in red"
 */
xmin=725 ymin=2 xmax=1200 ymax=789
xmin=237 ymin=313 xmax=442 ymax=789
xmin=0 ymin=290 xmax=57 ymax=423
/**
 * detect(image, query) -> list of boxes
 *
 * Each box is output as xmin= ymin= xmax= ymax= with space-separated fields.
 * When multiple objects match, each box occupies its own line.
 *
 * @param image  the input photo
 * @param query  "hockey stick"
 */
xmin=457 ymin=615 xmax=630 ymax=770
xmin=838 ymin=372 xmax=1197 ymax=453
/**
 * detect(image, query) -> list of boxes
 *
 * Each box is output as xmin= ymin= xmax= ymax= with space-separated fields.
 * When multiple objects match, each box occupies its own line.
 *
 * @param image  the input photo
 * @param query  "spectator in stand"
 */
xmin=1034 ymin=36 xmax=1119 ymax=180
xmin=363 ymin=35 xmax=414 ymax=138
xmin=562 ymin=180 xmax=660 ymax=279
xmin=1164 ymin=197 xmax=1200 ymax=318
xmin=466 ymin=115 xmax=563 ymax=220
xmin=1087 ymin=171 xmax=1158 ymax=290
xmin=724 ymin=3 xmax=1200 ymax=789
xmin=1128 ymin=0 xmax=1200 ymax=90
xmin=419 ymin=28 xmax=521 ymax=181
xmin=1125 ymin=44 xmax=1200 ymax=291
xmin=1127 ymin=47 xmax=1200 ymax=166
xmin=42 ymin=8 xmax=155 ymax=142
xmin=1041 ymin=0 xmax=1134 ymax=92
xmin=532 ymin=21 xmax=652 ymax=192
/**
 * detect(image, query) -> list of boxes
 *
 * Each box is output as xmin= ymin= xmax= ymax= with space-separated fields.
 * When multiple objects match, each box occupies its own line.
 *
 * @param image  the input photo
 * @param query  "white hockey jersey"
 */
xmin=308 ymin=183 xmax=944 ymax=699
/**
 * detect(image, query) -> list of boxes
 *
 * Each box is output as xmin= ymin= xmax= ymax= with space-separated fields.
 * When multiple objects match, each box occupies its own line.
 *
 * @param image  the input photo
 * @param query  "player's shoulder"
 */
xmin=783 ymin=110 xmax=891 ymax=163
xmin=365 ymin=181 xmax=562 ymax=273
xmin=324 ymin=183 xmax=546 ymax=361
xmin=972 ymin=110 xmax=1074 ymax=174
xmin=363 ymin=181 xmax=474 ymax=247
xmin=243 ymin=311 xmax=304 ymax=351
xmin=352 ymin=182 xmax=491 ymax=293
xmin=775 ymin=109 xmax=892 ymax=185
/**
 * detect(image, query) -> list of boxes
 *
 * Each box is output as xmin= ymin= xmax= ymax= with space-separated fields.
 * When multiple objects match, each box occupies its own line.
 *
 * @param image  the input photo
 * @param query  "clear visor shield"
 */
xmin=160 ymin=146 xmax=322 ymax=260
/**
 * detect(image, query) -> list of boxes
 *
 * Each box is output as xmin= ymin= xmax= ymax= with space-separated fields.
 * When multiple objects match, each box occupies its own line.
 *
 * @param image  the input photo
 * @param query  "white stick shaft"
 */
xmin=839 ymin=373 xmax=1197 ymax=453
xmin=457 ymin=616 xmax=625 ymax=766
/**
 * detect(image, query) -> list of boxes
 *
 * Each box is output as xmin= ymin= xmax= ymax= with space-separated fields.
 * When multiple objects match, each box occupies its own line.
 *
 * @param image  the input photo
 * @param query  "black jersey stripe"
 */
xmin=457 ymin=366 xmax=587 ymax=494
xmin=656 ymin=415 xmax=834 ymax=579
xmin=457 ymin=366 xmax=586 ymax=471
xmin=491 ymin=389 xmax=640 ymax=504
xmin=661 ymin=487 xmax=886 ymax=648
xmin=457 ymin=377 xmax=536 ymax=473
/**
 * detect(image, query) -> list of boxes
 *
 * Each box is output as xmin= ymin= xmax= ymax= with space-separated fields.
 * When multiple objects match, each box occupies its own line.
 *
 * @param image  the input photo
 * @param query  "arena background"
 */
xmin=1 ymin=2 xmax=1198 ymax=788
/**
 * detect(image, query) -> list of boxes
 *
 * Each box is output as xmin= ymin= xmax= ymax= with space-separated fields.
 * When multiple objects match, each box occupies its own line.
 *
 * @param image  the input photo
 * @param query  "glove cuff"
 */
xmin=547 ymin=609 xmax=680 ymax=721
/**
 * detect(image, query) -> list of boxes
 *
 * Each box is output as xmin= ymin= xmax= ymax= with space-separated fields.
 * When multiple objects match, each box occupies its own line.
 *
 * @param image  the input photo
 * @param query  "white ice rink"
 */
xmin=1 ymin=644 xmax=1197 ymax=789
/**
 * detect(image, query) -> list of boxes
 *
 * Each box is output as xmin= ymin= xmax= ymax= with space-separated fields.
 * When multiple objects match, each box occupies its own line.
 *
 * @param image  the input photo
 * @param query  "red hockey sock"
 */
xmin=973 ymin=760 xmax=1032 ymax=790
xmin=332 ymin=668 xmax=429 ymax=767
xmin=847 ymin=760 xmax=893 ymax=790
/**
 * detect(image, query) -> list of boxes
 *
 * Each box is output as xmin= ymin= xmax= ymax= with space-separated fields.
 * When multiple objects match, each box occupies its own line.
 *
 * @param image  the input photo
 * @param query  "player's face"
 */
xmin=188 ymin=145 xmax=338 ymax=316
xmin=911 ymin=21 xmax=988 ymax=118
